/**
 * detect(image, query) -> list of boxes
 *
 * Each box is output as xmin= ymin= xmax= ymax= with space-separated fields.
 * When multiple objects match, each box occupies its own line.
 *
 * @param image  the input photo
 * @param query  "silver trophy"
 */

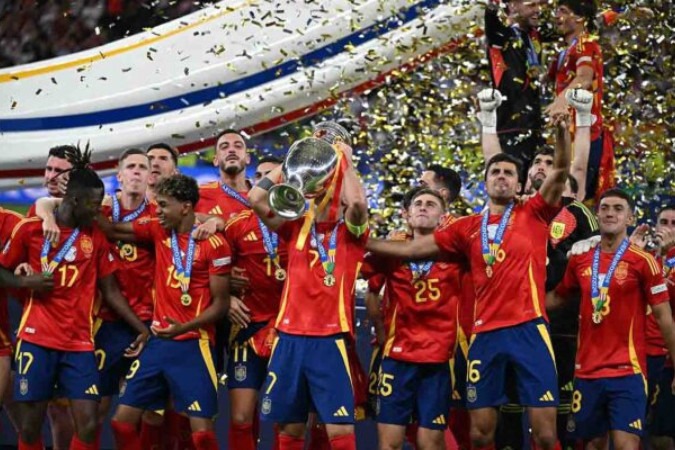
xmin=268 ymin=137 xmax=340 ymax=220
xmin=313 ymin=121 xmax=352 ymax=146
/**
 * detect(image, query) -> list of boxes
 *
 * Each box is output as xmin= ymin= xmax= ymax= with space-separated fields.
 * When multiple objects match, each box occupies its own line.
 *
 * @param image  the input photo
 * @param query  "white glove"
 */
xmin=567 ymin=235 xmax=601 ymax=257
xmin=477 ymin=88 xmax=504 ymax=135
xmin=565 ymin=88 xmax=593 ymax=128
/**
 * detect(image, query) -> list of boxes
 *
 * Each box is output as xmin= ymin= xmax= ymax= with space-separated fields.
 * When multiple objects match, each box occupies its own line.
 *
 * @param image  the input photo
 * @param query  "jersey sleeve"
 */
xmin=433 ymin=217 xmax=467 ymax=257
xmin=94 ymin=228 xmax=118 ymax=279
xmin=207 ymin=235 xmax=233 ymax=276
xmin=222 ymin=212 xmax=247 ymax=251
xmin=132 ymin=217 xmax=161 ymax=242
xmin=527 ymin=192 xmax=562 ymax=224
xmin=640 ymin=253 xmax=670 ymax=307
xmin=576 ymin=40 xmax=599 ymax=70
xmin=0 ymin=220 xmax=30 ymax=270
xmin=368 ymin=273 xmax=386 ymax=294
xmin=484 ymin=5 xmax=510 ymax=47
xmin=555 ymin=255 xmax=580 ymax=299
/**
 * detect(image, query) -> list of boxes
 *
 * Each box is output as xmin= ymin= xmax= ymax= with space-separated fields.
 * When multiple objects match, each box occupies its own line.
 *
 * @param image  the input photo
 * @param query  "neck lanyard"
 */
xmin=590 ymin=239 xmax=630 ymax=324
xmin=557 ymin=37 xmax=578 ymax=71
xmin=221 ymin=183 xmax=250 ymax=208
xmin=257 ymin=217 xmax=286 ymax=281
xmin=409 ymin=261 xmax=434 ymax=280
xmin=480 ymin=203 xmax=514 ymax=278
xmin=511 ymin=26 xmax=540 ymax=68
xmin=41 ymin=229 xmax=80 ymax=276
xmin=311 ymin=220 xmax=342 ymax=287
xmin=112 ymin=194 xmax=147 ymax=223
xmin=171 ymin=229 xmax=197 ymax=307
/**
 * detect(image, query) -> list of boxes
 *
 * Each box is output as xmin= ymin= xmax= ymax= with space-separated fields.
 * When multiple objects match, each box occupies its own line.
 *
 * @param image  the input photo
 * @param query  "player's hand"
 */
xmin=42 ymin=215 xmax=60 ymax=246
xmin=151 ymin=317 xmax=186 ymax=339
xmin=230 ymin=267 xmax=250 ymax=295
xmin=567 ymin=235 xmax=601 ymax=257
xmin=228 ymin=296 xmax=251 ymax=328
xmin=56 ymin=172 xmax=69 ymax=197
xmin=192 ymin=219 xmax=218 ymax=241
xmin=334 ymin=141 xmax=354 ymax=161
xmin=477 ymin=88 xmax=503 ymax=113
xmin=629 ymin=223 xmax=650 ymax=249
xmin=565 ymin=88 xmax=593 ymax=127
xmin=18 ymin=274 xmax=54 ymax=292
xmin=654 ymin=227 xmax=675 ymax=253
xmin=125 ymin=331 xmax=149 ymax=358
xmin=545 ymin=94 xmax=569 ymax=121
xmin=14 ymin=263 xmax=34 ymax=276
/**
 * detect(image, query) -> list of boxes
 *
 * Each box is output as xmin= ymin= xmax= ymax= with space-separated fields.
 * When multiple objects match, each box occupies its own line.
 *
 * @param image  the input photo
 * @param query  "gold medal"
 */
xmin=120 ymin=243 xmax=134 ymax=258
xmin=274 ymin=268 xmax=287 ymax=281
xmin=324 ymin=274 xmax=336 ymax=287
xmin=180 ymin=293 xmax=192 ymax=306
xmin=592 ymin=312 xmax=602 ymax=324
xmin=485 ymin=265 xmax=493 ymax=278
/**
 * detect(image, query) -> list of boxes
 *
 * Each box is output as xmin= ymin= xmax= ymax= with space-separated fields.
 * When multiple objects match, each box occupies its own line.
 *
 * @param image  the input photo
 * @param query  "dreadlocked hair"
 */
xmin=64 ymin=143 xmax=104 ymax=192
xmin=155 ymin=174 xmax=200 ymax=207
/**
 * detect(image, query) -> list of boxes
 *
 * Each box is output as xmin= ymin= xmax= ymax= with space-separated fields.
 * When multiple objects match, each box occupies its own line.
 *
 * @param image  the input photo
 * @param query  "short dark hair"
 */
xmin=146 ymin=143 xmax=178 ymax=166
xmin=257 ymin=155 xmax=282 ymax=165
xmin=63 ymin=144 xmax=104 ymax=193
xmin=567 ymin=174 xmax=579 ymax=195
xmin=657 ymin=204 xmax=675 ymax=218
xmin=558 ymin=0 xmax=597 ymax=32
xmin=533 ymin=146 xmax=555 ymax=159
xmin=484 ymin=153 xmax=523 ymax=181
xmin=410 ymin=187 xmax=447 ymax=211
xmin=215 ymin=129 xmax=246 ymax=146
xmin=426 ymin=165 xmax=462 ymax=202
xmin=598 ymin=188 xmax=635 ymax=211
xmin=48 ymin=145 xmax=76 ymax=160
xmin=155 ymin=174 xmax=200 ymax=206
xmin=118 ymin=148 xmax=148 ymax=165
xmin=402 ymin=186 xmax=425 ymax=211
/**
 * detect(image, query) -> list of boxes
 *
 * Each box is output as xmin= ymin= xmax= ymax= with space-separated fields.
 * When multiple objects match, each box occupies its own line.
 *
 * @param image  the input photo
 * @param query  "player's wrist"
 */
xmin=478 ymin=111 xmax=497 ymax=134
xmin=575 ymin=111 xmax=592 ymax=127
xmin=256 ymin=177 xmax=275 ymax=191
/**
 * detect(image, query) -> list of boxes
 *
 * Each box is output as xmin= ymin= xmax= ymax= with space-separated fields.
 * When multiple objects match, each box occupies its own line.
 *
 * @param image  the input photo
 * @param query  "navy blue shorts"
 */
xmin=377 ymin=358 xmax=451 ymax=430
xmin=227 ymin=322 xmax=269 ymax=391
xmin=95 ymin=320 xmax=139 ymax=397
xmin=650 ymin=366 xmax=675 ymax=437
xmin=118 ymin=338 xmax=219 ymax=419
xmin=260 ymin=332 xmax=354 ymax=424
xmin=14 ymin=340 xmax=100 ymax=402
xmin=465 ymin=318 xmax=558 ymax=409
xmin=567 ymin=374 xmax=647 ymax=438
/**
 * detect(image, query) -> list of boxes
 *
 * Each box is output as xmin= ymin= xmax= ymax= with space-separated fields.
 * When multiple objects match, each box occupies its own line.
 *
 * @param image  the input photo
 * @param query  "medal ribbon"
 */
xmin=664 ymin=256 xmax=675 ymax=271
xmin=112 ymin=195 xmax=148 ymax=223
xmin=557 ymin=37 xmax=578 ymax=71
xmin=481 ymin=203 xmax=514 ymax=268
xmin=591 ymin=238 xmax=630 ymax=316
xmin=257 ymin=217 xmax=282 ymax=272
xmin=221 ymin=184 xmax=251 ymax=208
xmin=311 ymin=219 xmax=342 ymax=277
xmin=409 ymin=261 xmax=433 ymax=280
xmin=511 ymin=26 xmax=540 ymax=68
xmin=41 ymin=229 xmax=80 ymax=275
xmin=171 ymin=229 xmax=196 ymax=294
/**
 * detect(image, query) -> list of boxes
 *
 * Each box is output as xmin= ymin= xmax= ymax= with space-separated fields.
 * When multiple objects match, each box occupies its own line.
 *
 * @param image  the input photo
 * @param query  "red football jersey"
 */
xmin=98 ymin=202 xmax=156 ymax=322
xmin=0 ymin=218 xmax=117 ymax=351
xmin=0 ymin=208 xmax=24 ymax=351
xmin=132 ymin=218 xmax=232 ymax=341
xmin=434 ymin=193 xmax=559 ymax=334
xmin=196 ymin=181 xmax=250 ymax=220
xmin=556 ymin=245 xmax=669 ymax=379
xmin=553 ymin=33 xmax=604 ymax=141
xmin=645 ymin=248 xmax=675 ymax=357
xmin=367 ymin=253 xmax=459 ymax=363
xmin=223 ymin=210 xmax=287 ymax=323
xmin=457 ymin=268 xmax=475 ymax=354
xmin=275 ymin=219 xmax=368 ymax=336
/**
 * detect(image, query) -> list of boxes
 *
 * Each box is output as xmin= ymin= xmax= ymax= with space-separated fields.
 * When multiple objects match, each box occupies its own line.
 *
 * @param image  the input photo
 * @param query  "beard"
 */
xmin=221 ymin=161 xmax=244 ymax=176
xmin=531 ymin=178 xmax=544 ymax=191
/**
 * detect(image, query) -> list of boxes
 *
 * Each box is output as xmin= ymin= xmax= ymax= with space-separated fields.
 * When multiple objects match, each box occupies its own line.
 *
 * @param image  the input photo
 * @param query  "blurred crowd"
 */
xmin=0 ymin=0 xmax=200 ymax=68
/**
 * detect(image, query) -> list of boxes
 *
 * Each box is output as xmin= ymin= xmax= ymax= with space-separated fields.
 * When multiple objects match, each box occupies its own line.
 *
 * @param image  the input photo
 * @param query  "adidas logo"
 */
xmin=333 ymin=406 xmax=349 ymax=417
xmin=629 ymin=419 xmax=642 ymax=430
xmin=243 ymin=232 xmax=258 ymax=242
xmin=210 ymin=206 xmax=222 ymax=215
xmin=539 ymin=391 xmax=555 ymax=402
xmin=562 ymin=381 xmax=574 ymax=392
xmin=432 ymin=415 xmax=446 ymax=425
xmin=85 ymin=385 xmax=99 ymax=395
xmin=188 ymin=401 xmax=202 ymax=412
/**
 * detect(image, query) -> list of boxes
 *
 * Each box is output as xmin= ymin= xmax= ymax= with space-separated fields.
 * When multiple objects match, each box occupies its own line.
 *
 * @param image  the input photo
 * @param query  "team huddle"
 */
xmin=0 ymin=0 xmax=674 ymax=450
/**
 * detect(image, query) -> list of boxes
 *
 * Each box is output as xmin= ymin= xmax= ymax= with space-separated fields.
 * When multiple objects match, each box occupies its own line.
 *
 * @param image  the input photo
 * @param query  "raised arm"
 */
xmin=539 ymin=116 xmax=572 ymax=206
xmin=366 ymin=234 xmax=440 ymax=260
xmin=248 ymin=165 xmax=287 ymax=231
xmin=477 ymin=88 xmax=505 ymax=166
xmin=95 ymin=215 xmax=137 ymax=242
xmin=336 ymin=143 xmax=368 ymax=233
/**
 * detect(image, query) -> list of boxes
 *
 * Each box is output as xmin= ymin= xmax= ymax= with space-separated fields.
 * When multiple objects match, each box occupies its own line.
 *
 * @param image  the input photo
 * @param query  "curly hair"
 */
xmin=155 ymin=174 xmax=200 ymax=206
xmin=64 ymin=143 xmax=104 ymax=192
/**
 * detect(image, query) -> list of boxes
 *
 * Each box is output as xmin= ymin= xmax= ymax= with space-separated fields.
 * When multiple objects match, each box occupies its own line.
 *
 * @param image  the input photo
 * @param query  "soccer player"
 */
xmin=545 ymin=0 xmax=605 ymax=202
xmin=107 ymin=174 xmax=231 ymax=450
xmin=367 ymin=188 xmax=459 ymax=450
xmin=419 ymin=165 xmax=462 ymax=207
xmin=196 ymin=129 xmax=252 ymax=220
xmin=42 ymin=146 xmax=74 ymax=200
xmin=146 ymin=143 xmax=179 ymax=203
xmin=367 ymin=111 xmax=573 ymax=449
xmin=484 ymin=0 xmax=548 ymax=168
xmin=549 ymin=189 xmax=675 ymax=449
xmin=249 ymin=140 xmax=368 ymax=450
xmin=223 ymin=157 xmax=286 ymax=450
xmin=0 ymin=147 xmax=149 ymax=450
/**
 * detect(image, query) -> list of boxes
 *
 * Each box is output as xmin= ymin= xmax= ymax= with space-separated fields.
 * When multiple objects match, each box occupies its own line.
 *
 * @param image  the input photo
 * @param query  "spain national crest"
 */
xmin=467 ymin=385 xmax=477 ymax=403
xmin=234 ymin=364 xmax=247 ymax=382
xmin=19 ymin=377 xmax=28 ymax=395
xmin=261 ymin=397 xmax=272 ymax=415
